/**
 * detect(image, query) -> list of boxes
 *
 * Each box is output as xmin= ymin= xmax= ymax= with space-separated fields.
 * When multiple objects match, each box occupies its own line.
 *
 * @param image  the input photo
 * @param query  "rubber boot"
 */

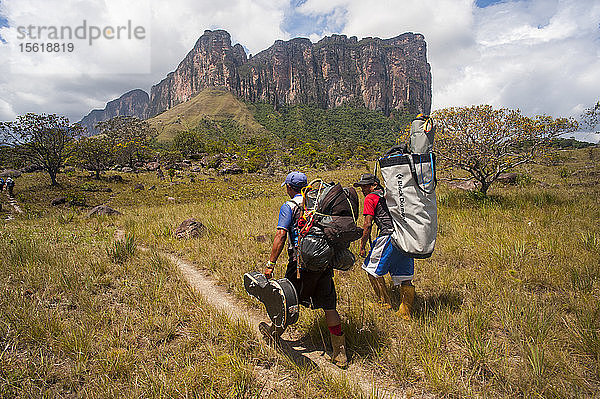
xmin=330 ymin=333 xmax=348 ymax=368
xmin=397 ymin=285 xmax=415 ymax=320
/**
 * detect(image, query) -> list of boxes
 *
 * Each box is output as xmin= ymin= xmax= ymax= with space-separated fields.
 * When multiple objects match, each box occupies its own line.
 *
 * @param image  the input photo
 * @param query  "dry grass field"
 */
xmin=1 ymin=147 xmax=599 ymax=398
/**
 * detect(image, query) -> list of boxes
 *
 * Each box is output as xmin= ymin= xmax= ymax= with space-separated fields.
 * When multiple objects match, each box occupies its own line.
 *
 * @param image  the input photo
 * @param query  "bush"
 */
xmin=106 ymin=234 xmax=136 ymax=264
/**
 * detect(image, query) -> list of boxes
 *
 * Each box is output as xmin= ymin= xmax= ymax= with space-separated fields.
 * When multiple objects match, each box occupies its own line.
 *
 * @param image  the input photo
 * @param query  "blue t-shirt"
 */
xmin=277 ymin=194 xmax=303 ymax=249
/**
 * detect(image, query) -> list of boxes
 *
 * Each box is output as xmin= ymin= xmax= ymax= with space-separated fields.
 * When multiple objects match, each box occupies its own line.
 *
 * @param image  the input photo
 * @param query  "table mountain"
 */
xmin=80 ymin=30 xmax=431 ymax=130
xmin=80 ymin=89 xmax=149 ymax=134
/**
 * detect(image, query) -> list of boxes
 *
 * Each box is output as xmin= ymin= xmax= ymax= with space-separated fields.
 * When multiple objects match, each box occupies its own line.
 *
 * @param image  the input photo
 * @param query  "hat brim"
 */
xmin=353 ymin=181 xmax=371 ymax=187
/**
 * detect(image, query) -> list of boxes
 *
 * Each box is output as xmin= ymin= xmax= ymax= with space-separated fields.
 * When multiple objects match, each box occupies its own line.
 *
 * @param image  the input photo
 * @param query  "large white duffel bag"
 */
xmin=378 ymin=150 xmax=437 ymax=258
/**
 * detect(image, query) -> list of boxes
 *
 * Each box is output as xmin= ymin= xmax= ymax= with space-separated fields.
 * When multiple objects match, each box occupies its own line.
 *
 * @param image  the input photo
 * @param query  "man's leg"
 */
xmin=324 ymin=309 xmax=347 ymax=368
xmin=367 ymin=274 xmax=392 ymax=309
xmin=390 ymin=252 xmax=415 ymax=320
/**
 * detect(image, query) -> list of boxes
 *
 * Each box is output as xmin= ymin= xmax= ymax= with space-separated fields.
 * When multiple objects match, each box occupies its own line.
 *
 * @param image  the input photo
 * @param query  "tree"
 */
xmin=73 ymin=136 xmax=114 ymax=179
xmin=0 ymin=113 xmax=83 ymax=185
xmin=96 ymin=116 xmax=156 ymax=167
xmin=581 ymin=100 xmax=600 ymax=131
xmin=434 ymin=105 xmax=577 ymax=195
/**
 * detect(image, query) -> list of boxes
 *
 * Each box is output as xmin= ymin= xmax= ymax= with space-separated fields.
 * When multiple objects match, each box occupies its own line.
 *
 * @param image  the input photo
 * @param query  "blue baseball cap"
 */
xmin=282 ymin=171 xmax=307 ymax=189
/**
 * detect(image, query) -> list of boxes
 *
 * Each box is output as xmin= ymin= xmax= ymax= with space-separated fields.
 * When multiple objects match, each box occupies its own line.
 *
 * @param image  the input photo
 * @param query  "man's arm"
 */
xmin=264 ymin=228 xmax=287 ymax=278
xmin=359 ymin=215 xmax=374 ymax=257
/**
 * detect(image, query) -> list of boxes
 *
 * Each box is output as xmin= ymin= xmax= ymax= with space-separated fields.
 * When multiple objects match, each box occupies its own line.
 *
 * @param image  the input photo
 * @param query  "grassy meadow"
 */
xmin=1 ymin=147 xmax=599 ymax=398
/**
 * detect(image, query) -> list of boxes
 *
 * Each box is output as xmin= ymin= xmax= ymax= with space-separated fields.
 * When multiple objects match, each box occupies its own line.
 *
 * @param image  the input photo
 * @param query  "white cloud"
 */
xmin=297 ymin=0 xmax=600 ymax=119
xmin=0 ymin=0 xmax=291 ymax=122
xmin=1 ymin=0 xmax=599 ymax=125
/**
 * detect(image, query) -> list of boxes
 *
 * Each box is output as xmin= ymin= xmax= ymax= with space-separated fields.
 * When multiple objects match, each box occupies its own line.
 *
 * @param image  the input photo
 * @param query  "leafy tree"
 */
xmin=434 ymin=105 xmax=577 ymax=195
xmin=96 ymin=116 xmax=156 ymax=167
xmin=581 ymin=100 xmax=600 ymax=131
xmin=73 ymin=136 xmax=114 ymax=179
xmin=0 ymin=113 xmax=83 ymax=185
xmin=173 ymin=129 xmax=204 ymax=157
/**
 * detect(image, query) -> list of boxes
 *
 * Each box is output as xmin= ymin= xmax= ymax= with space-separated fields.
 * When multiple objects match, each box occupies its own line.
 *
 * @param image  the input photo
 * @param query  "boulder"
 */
xmin=190 ymin=166 xmax=203 ymax=173
xmin=497 ymin=172 xmax=518 ymax=185
xmin=146 ymin=162 xmax=160 ymax=171
xmin=121 ymin=167 xmax=134 ymax=173
xmin=19 ymin=164 xmax=42 ymax=173
xmin=174 ymin=218 xmax=207 ymax=239
xmin=447 ymin=180 xmax=477 ymax=191
xmin=166 ymin=196 xmax=175 ymax=202
xmin=108 ymin=175 xmax=123 ymax=183
xmin=219 ymin=164 xmax=243 ymax=175
xmin=0 ymin=169 xmax=22 ymax=178
xmin=200 ymin=154 xmax=223 ymax=169
xmin=51 ymin=197 xmax=67 ymax=206
xmin=133 ymin=183 xmax=145 ymax=190
xmin=253 ymin=235 xmax=269 ymax=243
xmin=87 ymin=205 xmax=121 ymax=218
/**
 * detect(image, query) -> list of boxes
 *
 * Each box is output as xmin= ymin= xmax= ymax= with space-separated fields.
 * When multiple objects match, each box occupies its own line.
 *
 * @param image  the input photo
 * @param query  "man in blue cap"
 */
xmin=262 ymin=171 xmax=347 ymax=367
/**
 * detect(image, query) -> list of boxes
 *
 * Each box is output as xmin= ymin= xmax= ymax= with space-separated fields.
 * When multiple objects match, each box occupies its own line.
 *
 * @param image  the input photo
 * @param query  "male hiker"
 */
xmin=0 ymin=177 xmax=4 ymax=192
xmin=355 ymin=173 xmax=415 ymax=320
xmin=263 ymin=171 xmax=348 ymax=367
xmin=6 ymin=177 xmax=15 ymax=197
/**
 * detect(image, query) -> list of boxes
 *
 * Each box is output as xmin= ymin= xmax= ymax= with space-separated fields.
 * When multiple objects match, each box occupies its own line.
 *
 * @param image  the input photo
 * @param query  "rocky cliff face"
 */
xmin=80 ymin=30 xmax=431 ymax=128
xmin=80 ymin=89 xmax=149 ymax=134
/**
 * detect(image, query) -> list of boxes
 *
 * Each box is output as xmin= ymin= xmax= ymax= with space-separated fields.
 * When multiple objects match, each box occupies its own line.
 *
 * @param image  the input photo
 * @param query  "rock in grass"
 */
xmin=87 ymin=205 xmax=121 ymax=218
xmin=0 ymin=169 xmax=22 ymax=178
xmin=175 ymin=218 xmax=207 ymax=239
xmin=108 ymin=175 xmax=123 ymax=183
xmin=51 ymin=197 xmax=67 ymax=206
xmin=497 ymin=172 xmax=518 ymax=185
xmin=134 ymin=183 xmax=145 ymax=190
xmin=447 ymin=180 xmax=477 ymax=191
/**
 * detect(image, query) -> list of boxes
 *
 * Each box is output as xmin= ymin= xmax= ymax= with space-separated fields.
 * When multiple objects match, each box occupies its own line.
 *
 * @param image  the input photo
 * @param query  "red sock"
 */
xmin=328 ymin=324 xmax=342 ymax=336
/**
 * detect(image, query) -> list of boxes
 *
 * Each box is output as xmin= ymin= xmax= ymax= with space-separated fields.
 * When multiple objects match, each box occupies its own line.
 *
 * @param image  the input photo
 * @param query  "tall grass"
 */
xmin=4 ymin=147 xmax=600 ymax=397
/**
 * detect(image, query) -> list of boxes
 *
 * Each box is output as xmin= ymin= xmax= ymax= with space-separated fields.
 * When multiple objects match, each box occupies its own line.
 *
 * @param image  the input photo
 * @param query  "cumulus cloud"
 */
xmin=0 ymin=0 xmax=290 ymax=122
xmin=1 ymin=0 xmax=599 ymax=124
xmin=296 ymin=0 xmax=600 ymax=118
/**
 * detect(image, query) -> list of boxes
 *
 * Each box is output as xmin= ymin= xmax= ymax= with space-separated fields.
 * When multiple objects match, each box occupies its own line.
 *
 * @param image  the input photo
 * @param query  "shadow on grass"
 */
xmin=411 ymin=289 xmax=463 ymax=320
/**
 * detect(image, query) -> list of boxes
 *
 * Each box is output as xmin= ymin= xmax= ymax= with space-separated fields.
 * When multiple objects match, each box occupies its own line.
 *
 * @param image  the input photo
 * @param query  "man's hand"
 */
xmin=264 ymin=261 xmax=275 ymax=279
xmin=359 ymin=248 xmax=367 ymax=257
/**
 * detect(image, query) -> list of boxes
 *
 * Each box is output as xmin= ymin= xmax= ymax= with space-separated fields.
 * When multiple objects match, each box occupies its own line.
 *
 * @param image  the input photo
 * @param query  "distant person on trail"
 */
xmin=0 ymin=177 xmax=4 ymax=192
xmin=5 ymin=177 xmax=15 ymax=197
xmin=355 ymin=173 xmax=415 ymax=320
xmin=263 ymin=171 xmax=348 ymax=367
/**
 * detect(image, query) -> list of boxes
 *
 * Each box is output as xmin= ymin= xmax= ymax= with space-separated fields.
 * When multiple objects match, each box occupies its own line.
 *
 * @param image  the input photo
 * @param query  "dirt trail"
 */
xmin=114 ymin=229 xmax=415 ymax=398
xmin=4 ymin=192 xmax=22 ymax=220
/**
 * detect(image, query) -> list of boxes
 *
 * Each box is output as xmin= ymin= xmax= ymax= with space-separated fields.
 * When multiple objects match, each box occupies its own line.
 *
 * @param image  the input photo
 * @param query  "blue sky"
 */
xmin=0 ymin=0 xmax=599 ymax=141
xmin=0 ymin=14 xmax=7 ymax=43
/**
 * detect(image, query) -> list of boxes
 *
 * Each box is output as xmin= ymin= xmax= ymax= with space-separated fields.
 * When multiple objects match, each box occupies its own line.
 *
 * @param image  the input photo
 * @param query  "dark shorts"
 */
xmin=285 ymin=251 xmax=337 ymax=310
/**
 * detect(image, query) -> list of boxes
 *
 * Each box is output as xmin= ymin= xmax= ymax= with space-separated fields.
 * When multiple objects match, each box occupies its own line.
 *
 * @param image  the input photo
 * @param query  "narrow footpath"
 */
xmin=115 ymin=229 xmax=421 ymax=399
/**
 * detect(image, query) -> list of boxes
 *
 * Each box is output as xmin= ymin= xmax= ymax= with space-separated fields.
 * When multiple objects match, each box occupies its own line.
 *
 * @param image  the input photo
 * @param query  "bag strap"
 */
xmin=407 ymin=154 xmax=437 ymax=194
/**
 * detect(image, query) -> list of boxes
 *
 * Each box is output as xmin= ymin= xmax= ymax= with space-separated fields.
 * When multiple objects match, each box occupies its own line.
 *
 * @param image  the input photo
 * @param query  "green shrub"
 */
xmin=106 ymin=234 xmax=136 ymax=264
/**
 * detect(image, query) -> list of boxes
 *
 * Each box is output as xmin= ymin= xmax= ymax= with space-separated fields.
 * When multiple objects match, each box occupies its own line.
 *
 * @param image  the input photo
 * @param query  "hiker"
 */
xmin=0 ymin=177 xmax=4 ymax=192
xmin=355 ymin=173 xmax=415 ymax=320
xmin=6 ymin=177 xmax=15 ymax=197
xmin=263 ymin=171 xmax=348 ymax=367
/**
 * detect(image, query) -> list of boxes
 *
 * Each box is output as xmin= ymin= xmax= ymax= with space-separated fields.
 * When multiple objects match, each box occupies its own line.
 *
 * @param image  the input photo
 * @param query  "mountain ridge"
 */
xmin=80 ymin=29 xmax=431 ymax=133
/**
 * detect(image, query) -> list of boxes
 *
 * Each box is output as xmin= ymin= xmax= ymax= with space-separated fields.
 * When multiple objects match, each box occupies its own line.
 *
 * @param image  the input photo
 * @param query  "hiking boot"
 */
xmin=396 ymin=285 xmax=415 ymax=320
xmin=330 ymin=333 xmax=348 ymax=368
xmin=259 ymin=322 xmax=284 ymax=343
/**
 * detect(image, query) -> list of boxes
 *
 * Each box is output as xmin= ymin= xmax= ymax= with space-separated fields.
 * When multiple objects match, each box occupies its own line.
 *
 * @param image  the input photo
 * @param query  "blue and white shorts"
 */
xmin=362 ymin=235 xmax=414 ymax=285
